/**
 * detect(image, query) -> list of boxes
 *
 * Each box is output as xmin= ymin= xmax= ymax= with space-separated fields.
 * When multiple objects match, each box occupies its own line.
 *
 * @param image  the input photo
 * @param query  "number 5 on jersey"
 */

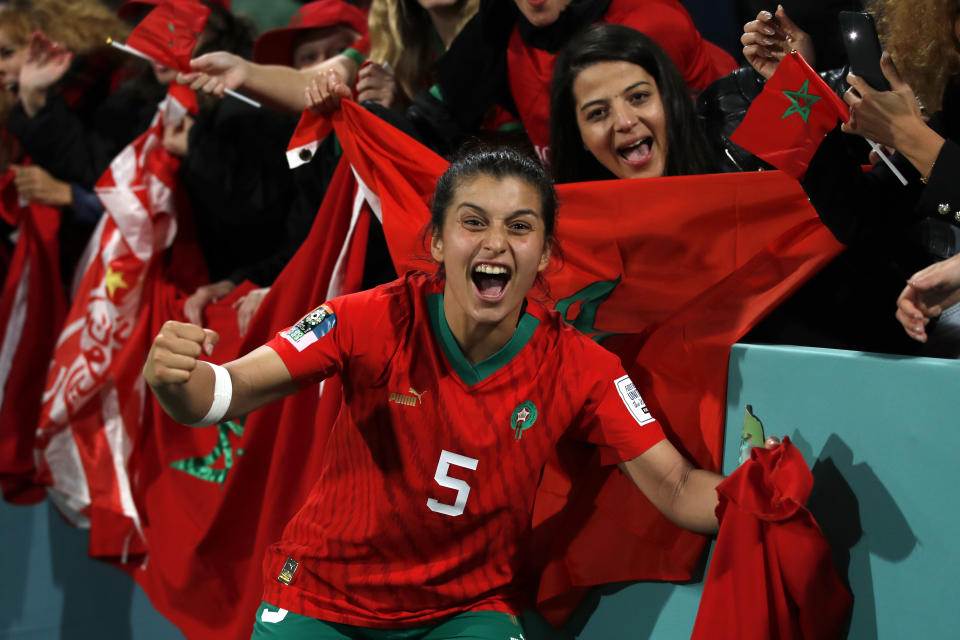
xmin=427 ymin=450 xmax=479 ymax=517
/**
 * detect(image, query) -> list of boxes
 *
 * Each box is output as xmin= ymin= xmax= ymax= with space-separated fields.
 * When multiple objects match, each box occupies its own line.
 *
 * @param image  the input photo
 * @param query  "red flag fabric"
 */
xmin=327 ymin=99 xmax=843 ymax=624
xmin=33 ymin=85 xmax=197 ymax=557
xmin=286 ymin=108 xmax=333 ymax=169
xmin=128 ymin=161 xmax=375 ymax=639
xmin=692 ymin=438 xmax=852 ymax=639
xmin=730 ymin=52 xmax=849 ymax=179
xmin=0 ymin=172 xmax=66 ymax=505
xmin=50 ymin=95 xmax=842 ymax=639
xmin=124 ymin=0 xmax=211 ymax=73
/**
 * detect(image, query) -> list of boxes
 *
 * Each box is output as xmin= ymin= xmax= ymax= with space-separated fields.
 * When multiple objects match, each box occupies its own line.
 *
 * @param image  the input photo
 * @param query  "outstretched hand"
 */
xmin=896 ymin=253 xmax=960 ymax=343
xmin=741 ymin=5 xmax=814 ymax=80
xmin=178 ymin=51 xmax=248 ymax=98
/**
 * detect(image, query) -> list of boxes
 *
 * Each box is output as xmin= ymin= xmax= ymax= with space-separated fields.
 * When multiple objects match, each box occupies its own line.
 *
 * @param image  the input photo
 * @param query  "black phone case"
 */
xmin=839 ymin=11 xmax=890 ymax=91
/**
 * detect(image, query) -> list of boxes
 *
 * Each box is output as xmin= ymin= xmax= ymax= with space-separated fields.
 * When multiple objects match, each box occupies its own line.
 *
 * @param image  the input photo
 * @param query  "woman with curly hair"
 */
xmin=871 ymin=0 xmax=960 ymax=112
xmin=0 ymin=0 xmax=136 ymax=188
xmin=743 ymin=0 xmax=960 ymax=355
xmin=0 ymin=0 xmax=155 ymax=285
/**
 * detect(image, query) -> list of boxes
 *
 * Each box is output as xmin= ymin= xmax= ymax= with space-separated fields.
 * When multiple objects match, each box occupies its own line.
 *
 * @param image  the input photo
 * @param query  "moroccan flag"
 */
xmin=0 ymin=171 xmax=66 ymax=505
xmin=33 ymin=85 xmax=197 ymax=557
xmin=326 ymin=99 xmax=843 ymax=624
xmin=730 ymin=52 xmax=849 ymax=179
xmin=124 ymin=0 xmax=210 ymax=73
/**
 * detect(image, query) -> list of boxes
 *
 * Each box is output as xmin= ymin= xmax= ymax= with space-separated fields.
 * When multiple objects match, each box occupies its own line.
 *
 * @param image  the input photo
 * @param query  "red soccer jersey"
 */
xmin=261 ymin=272 xmax=665 ymax=627
xmin=507 ymin=0 xmax=737 ymax=163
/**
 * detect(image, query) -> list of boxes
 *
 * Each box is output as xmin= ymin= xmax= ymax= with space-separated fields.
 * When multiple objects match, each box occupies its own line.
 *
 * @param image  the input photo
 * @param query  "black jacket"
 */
xmin=179 ymin=98 xmax=298 ymax=284
xmin=7 ymin=53 xmax=163 ymax=189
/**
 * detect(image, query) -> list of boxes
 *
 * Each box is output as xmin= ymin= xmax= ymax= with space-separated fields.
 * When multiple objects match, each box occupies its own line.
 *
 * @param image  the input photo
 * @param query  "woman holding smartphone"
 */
xmin=742 ymin=1 xmax=960 ymax=355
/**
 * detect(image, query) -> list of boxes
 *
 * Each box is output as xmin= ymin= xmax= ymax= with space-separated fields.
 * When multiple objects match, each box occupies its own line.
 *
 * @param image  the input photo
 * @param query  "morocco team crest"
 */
xmin=511 ymin=401 xmax=538 ymax=440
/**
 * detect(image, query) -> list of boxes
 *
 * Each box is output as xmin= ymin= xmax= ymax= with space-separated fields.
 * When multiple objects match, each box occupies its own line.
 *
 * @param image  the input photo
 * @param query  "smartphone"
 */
xmin=839 ymin=11 xmax=890 ymax=91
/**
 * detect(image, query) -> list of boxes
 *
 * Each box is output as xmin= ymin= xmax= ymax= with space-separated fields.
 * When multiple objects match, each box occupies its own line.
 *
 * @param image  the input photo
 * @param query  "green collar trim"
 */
xmin=427 ymin=293 xmax=539 ymax=386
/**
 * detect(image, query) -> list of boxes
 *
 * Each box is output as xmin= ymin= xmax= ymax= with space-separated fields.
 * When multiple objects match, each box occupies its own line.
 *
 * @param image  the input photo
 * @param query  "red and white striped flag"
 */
xmin=0 ymin=171 xmax=66 ymax=505
xmin=34 ymin=84 xmax=197 ymax=559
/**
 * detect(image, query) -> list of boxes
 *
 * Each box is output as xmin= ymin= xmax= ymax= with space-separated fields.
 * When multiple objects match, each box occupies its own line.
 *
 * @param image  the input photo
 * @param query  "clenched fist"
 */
xmin=143 ymin=321 xmax=219 ymax=387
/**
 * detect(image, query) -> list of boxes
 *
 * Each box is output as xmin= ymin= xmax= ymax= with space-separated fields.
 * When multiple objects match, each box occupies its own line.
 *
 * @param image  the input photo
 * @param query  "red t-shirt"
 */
xmin=261 ymin=272 xmax=665 ymax=627
xmin=508 ymin=0 xmax=737 ymax=163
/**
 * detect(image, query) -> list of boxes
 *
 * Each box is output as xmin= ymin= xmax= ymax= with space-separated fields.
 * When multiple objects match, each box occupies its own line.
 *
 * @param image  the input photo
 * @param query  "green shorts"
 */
xmin=251 ymin=602 xmax=526 ymax=640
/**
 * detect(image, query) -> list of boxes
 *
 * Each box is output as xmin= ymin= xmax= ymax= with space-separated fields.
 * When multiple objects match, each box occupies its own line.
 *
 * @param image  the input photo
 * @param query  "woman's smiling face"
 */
xmin=573 ymin=60 xmax=668 ymax=180
xmin=430 ymin=173 xmax=550 ymax=330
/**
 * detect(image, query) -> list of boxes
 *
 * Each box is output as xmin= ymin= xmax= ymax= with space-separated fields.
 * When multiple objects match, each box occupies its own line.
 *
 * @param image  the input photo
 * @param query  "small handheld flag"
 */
xmin=110 ymin=0 xmax=261 ymax=108
xmin=731 ymin=52 xmax=849 ymax=179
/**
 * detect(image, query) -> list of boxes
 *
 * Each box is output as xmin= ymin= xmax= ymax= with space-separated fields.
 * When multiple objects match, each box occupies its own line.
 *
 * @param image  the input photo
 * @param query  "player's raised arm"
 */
xmin=143 ymin=321 xmax=298 ymax=427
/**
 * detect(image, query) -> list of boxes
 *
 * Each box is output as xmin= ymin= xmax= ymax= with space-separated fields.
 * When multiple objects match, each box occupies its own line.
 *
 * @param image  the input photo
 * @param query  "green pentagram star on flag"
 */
xmin=781 ymin=79 xmax=821 ymax=122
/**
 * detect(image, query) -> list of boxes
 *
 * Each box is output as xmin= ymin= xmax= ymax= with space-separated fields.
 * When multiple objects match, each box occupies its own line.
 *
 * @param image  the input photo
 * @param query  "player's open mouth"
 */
xmin=471 ymin=262 xmax=511 ymax=302
xmin=617 ymin=137 xmax=653 ymax=166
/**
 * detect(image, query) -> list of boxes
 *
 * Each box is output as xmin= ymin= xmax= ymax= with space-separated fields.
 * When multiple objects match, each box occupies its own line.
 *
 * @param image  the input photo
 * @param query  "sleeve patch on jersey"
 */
xmin=614 ymin=374 xmax=655 ymax=426
xmin=282 ymin=304 xmax=336 ymax=352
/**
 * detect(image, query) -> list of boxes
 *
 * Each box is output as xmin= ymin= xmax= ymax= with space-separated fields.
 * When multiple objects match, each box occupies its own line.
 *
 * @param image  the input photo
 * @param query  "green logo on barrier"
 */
xmin=170 ymin=418 xmax=246 ymax=484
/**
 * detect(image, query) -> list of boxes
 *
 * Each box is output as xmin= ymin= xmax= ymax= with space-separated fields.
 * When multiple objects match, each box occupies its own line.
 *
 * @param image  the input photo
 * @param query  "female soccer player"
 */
xmin=143 ymin=149 xmax=737 ymax=639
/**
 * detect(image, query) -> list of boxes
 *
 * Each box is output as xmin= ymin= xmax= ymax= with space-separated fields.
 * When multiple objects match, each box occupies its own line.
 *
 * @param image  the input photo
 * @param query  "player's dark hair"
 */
xmin=430 ymin=147 xmax=558 ymax=246
xmin=549 ymin=23 xmax=716 ymax=183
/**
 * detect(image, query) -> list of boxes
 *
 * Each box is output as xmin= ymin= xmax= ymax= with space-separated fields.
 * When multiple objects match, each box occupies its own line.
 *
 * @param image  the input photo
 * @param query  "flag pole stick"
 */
xmin=865 ymin=139 xmax=908 ymax=186
xmin=107 ymin=39 xmax=262 ymax=109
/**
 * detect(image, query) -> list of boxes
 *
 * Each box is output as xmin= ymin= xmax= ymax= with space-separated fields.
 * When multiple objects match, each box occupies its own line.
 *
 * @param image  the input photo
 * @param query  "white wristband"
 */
xmin=189 ymin=363 xmax=232 ymax=427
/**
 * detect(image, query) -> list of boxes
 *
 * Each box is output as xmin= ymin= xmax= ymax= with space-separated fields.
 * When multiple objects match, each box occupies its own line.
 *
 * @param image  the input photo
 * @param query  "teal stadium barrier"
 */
xmin=3 ymin=343 xmax=957 ymax=638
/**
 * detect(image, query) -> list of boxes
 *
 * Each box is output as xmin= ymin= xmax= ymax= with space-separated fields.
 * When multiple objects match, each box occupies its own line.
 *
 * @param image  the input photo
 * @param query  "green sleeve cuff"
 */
xmin=342 ymin=48 xmax=366 ymax=67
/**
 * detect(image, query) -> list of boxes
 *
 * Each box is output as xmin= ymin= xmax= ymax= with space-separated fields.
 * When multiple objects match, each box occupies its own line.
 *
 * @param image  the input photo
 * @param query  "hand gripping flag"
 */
xmin=324 ymin=99 xmax=843 ymax=625
xmin=121 ymin=0 xmax=211 ymax=73
xmin=692 ymin=438 xmax=852 ymax=639
xmin=731 ymin=52 xmax=849 ymax=179
xmin=0 ymin=171 xmax=66 ymax=505
xmin=33 ymin=84 xmax=197 ymax=559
